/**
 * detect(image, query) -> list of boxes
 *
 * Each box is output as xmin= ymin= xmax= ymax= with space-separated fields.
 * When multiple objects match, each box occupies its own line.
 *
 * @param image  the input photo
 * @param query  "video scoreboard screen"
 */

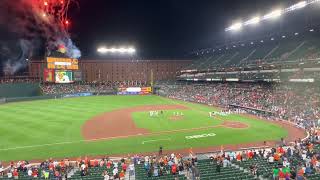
xmin=44 ymin=57 xmax=81 ymax=84
xmin=118 ymin=87 xmax=152 ymax=95
xmin=47 ymin=57 xmax=78 ymax=70
xmin=55 ymin=71 xmax=74 ymax=83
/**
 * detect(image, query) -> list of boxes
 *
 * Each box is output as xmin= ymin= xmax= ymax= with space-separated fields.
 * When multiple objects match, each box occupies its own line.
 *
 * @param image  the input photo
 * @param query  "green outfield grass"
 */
xmin=0 ymin=95 xmax=287 ymax=161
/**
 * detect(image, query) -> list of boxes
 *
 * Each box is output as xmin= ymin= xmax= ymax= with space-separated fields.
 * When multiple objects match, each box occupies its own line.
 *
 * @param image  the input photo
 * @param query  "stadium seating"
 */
xmin=134 ymin=163 xmax=187 ymax=180
xmin=197 ymin=159 xmax=256 ymax=180
xmin=233 ymin=156 xmax=277 ymax=179
xmin=70 ymin=161 xmax=126 ymax=180
xmin=1 ymin=168 xmax=55 ymax=180
xmin=188 ymin=32 xmax=320 ymax=71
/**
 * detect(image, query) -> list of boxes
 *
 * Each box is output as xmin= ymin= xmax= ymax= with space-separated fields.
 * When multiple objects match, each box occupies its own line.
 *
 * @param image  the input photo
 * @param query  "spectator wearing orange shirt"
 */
xmin=32 ymin=169 xmax=38 ymax=178
xmin=274 ymin=153 xmax=280 ymax=161
xmin=171 ymin=164 xmax=177 ymax=175
xmin=277 ymin=146 xmax=285 ymax=154
xmin=119 ymin=170 xmax=125 ymax=180
xmin=89 ymin=160 xmax=95 ymax=167
xmin=297 ymin=168 xmax=305 ymax=180
xmin=248 ymin=150 xmax=254 ymax=159
xmin=13 ymin=169 xmax=19 ymax=179
xmin=236 ymin=153 xmax=242 ymax=162
xmin=60 ymin=160 xmax=65 ymax=167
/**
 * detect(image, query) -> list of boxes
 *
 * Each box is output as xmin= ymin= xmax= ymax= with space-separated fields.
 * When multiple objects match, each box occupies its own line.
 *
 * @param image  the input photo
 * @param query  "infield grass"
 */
xmin=0 ymin=95 xmax=287 ymax=161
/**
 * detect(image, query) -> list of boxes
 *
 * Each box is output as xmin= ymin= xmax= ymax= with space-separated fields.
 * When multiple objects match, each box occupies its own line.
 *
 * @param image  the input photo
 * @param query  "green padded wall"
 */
xmin=0 ymin=83 xmax=41 ymax=98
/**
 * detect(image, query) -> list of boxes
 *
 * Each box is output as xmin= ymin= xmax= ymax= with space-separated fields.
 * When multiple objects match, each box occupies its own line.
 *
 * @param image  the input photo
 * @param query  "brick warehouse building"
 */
xmin=28 ymin=59 xmax=191 ymax=82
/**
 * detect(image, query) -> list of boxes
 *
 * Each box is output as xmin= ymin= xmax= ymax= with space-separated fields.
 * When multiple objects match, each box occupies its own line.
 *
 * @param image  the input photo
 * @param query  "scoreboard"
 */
xmin=47 ymin=57 xmax=78 ymax=70
xmin=44 ymin=57 xmax=81 ymax=83
xmin=117 ymin=87 xmax=152 ymax=95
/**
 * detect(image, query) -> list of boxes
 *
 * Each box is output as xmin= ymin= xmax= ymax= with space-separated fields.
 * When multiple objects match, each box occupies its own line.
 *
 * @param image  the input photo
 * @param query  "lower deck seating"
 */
xmin=135 ymin=163 xmax=187 ymax=180
xmin=198 ymin=159 xmax=256 ymax=180
xmin=233 ymin=156 xmax=277 ymax=179
xmin=70 ymin=164 xmax=124 ymax=180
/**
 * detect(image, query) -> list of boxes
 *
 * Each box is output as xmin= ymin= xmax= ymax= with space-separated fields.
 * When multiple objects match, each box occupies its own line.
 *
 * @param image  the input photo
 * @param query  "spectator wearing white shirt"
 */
xmin=28 ymin=169 xmax=32 ymax=176
xmin=113 ymin=167 xmax=118 ymax=178
xmin=129 ymin=163 xmax=135 ymax=176
xmin=80 ymin=164 xmax=86 ymax=171
xmin=7 ymin=171 xmax=12 ymax=178
xmin=268 ymin=156 xmax=274 ymax=163
xmin=102 ymin=171 xmax=109 ymax=180
xmin=113 ymin=162 xmax=118 ymax=168
xmin=0 ymin=165 xmax=4 ymax=177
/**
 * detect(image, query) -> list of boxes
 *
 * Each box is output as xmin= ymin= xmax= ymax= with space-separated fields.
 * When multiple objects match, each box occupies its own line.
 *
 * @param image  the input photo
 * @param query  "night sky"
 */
xmin=70 ymin=0 xmax=305 ymax=59
xmin=1 ymin=0 xmax=320 ymax=61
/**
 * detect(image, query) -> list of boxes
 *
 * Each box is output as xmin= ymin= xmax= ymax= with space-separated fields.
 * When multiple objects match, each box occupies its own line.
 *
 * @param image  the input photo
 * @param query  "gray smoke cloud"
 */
xmin=0 ymin=0 xmax=81 ymax=75
xmin=2 ymin=40 xmax=33 ymax=76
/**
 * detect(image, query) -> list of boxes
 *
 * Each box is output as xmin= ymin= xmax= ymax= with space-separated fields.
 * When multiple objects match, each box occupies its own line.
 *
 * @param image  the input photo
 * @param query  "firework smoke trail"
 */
xmin=3 ymin=40 xmax=33 ymax=76
xmin=0 ymin=0 xmax=80 ymax=75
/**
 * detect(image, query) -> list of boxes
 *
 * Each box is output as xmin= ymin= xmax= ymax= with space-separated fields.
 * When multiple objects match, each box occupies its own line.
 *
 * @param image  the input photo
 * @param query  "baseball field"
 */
xmin=0 ymin=95 xmax=304 ymax=161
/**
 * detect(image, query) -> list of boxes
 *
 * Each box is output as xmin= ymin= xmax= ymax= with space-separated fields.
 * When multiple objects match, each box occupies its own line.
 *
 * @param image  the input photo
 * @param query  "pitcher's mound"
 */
xmin=169 ymin=116 xmax=184 ymax=121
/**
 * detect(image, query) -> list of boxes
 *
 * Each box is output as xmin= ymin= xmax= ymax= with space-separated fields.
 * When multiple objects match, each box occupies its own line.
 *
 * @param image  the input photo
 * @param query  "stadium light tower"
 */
xmin=97 ymin=47 xmax=136 ymax=54
xmin=244 ymin=16 xmax=261 ymax=25
xmin=262 ymin=9 xmax=282 ymax=20
xmin=225 ymin=22 xmax=243 ymax=31
xmin=225 ymin=0 xmax=320 ymax=32
xmin=286 ymin=1 xmax=307 ymax=12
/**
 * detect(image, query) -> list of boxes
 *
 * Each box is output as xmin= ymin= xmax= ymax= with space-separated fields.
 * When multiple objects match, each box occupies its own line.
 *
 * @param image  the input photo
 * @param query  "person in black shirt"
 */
xmin=159 ymin=146 xmax=163 ymax=156
xmin=216 ymin=161 xmax=221 ymax=173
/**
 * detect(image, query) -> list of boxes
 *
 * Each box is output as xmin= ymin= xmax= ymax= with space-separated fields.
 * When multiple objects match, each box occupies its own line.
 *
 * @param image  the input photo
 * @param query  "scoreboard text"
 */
xmin=47 ymin=57 xmax=79 ymax=70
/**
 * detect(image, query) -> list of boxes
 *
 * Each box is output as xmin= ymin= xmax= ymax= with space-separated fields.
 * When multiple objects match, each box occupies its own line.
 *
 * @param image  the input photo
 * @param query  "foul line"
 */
xmin=0 ymin=119 xmax=249 ymax=151
xmin=142 ymin=138 xmax=171 ymax=144
xmin=0 ymin=125 xmax=222 ymax=151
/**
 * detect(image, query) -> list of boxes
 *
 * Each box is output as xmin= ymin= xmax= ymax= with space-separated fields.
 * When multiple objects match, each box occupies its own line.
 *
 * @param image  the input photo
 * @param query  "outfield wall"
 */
xmin=3 ymin=95 xmax=56 ymax=103
xmin=1 ymin=91 xmax=117 ymax=104
xmin=0 ymin=83 xmax=41 ymax=98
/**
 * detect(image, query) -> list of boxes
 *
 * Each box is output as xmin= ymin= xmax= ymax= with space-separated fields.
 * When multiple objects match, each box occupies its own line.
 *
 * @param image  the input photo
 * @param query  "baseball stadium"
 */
xmin=0 ymin=0 xmax=320 ymax=180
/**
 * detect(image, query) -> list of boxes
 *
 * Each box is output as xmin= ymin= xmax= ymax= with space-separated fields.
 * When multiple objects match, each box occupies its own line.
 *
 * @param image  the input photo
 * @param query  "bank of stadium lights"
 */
xmin=262 ymin=9 xmax=282 ymax=20
xmin=225 ymin=22 xmax=242 ymax=31
xmin=244 ymin=16 xmax=260 ymax=26
xmin=97 ymin=47 xmax=136 ymax=54
xmin=285 ymin=1 xmax=307 ymax=12
xmin=225 ymin=0 xmax=320 ymax=31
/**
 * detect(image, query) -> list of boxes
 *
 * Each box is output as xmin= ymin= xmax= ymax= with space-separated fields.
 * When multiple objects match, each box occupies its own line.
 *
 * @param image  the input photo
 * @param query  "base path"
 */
xmin=82 ymin=105 xmax=189 ymax=140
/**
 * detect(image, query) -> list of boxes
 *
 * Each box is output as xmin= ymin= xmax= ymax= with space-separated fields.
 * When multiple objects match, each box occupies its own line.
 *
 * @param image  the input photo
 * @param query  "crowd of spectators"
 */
xmin=77 ymin=156 xmax=130 ymax=180
xmin=132 ymin=130 xmax=320 ymax=179
xmin=40 ymin=80 xmax=150 ymax=95
xmin=0 ymin=78 xmax=150 ymax=95
xmin=4 ymin=137 xmax=320 ymax=180
xmin=133 ymin=152 xmax=197 ymax=178
xmin=160 ymin=82 xmax=320 ymax=127
xmin=206 ymin=129 xmax=320 ymax=180
xmin=0 ymin=158 xmax=72 ymax=179
xmin=0 ymin=78 xmax=39 ymax=84
xmin=40 ymin=82 xmax=117 ymax=95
